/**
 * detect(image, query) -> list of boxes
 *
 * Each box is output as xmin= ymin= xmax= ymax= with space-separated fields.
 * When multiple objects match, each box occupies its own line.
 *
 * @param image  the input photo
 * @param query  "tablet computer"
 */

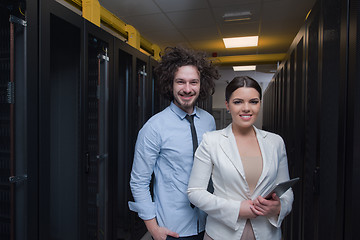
xmin=263 ymin=177 xmax=300 ymax=200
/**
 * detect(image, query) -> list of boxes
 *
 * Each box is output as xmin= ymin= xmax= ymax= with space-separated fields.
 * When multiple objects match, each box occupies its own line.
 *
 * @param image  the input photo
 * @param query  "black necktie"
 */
xmin=185 ymin=114 xmax=198 ymax=208
xmin=185 ymin=114 xmax=198 ymax=156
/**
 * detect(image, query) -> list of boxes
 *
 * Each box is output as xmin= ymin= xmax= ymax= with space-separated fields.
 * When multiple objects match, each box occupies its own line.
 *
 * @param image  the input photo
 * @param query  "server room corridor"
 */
xmin=0 ymin=0 xmax=359 ymax=239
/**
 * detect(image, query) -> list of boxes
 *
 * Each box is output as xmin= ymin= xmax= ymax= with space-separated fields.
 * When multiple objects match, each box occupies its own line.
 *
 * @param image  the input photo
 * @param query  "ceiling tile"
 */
xmin=141 ymin=29 xmax=186 ymax=46
xmin=208 ymin=0 xmax=261 ymax=7
xmin=124 ymin=14 xmax=174 ymax=33
xmin=154 ymin=0 xmax=208 ymax=12
xmin=262 ymin=0 xmax=312 ymax=22
xmin=180 ymin=27 xmax=220 ymax=41
xmin=189 ymin=39 xmax=226 ymax=53
xmin=99 ymin=0 xmax=161 ymax=17
xmin=166 ymin=9 xmax=215 ymax=29
xmin=219 ymin=21 xmax=260 ymax=38
xmin=257 ymin=34 xmax=294 ymax=53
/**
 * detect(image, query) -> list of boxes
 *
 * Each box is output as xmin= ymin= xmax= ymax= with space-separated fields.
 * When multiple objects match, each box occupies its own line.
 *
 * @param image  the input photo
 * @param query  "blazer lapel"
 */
xmin=219 ymin=124 xmax=246 ymax=180
xmin=254 ymin=126 xmax=271 ymax=187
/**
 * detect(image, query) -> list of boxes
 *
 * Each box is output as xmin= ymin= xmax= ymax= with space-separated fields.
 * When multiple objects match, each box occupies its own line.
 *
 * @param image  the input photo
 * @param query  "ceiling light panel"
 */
xmin=223 ymin=11 xmax=252 ymax=22
xmin=223 ymin=36 xmax=258 ymax=48
xmin=233 ymin=65 xmax=256 ymax=71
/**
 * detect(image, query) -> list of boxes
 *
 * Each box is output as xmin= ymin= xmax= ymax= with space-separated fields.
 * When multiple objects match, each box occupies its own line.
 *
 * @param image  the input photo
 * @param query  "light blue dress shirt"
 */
xmin=129 ymin=102 xmax=216 ymax=237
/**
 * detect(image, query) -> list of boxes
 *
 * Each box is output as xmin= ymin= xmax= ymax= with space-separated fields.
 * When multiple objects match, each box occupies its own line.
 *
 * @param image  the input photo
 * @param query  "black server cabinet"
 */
xmin=113 ymin=41 xmax=150 ymax=239
xmin=1 ymin=0 xmax=163 ymax=239
xmin=114 ymin=42 xmax=134 ymax=240
xmin=149 ymin=57 xmax=168 ymax=114
xmin=83 ymin=20 xmax=114 ymax=240
xmin=342 ymin=0 xmax=360 ymax=238
xmin=262 ymin=0 xmax=360 ymax=238
xmin=38 ymin=1 xmax=83 ymax=239
xmin=123 ymin=46 xmax=155 ymax=240
xmin=0 ymin=4 xmax=28 ymax=240
xmin=301 ymin=13 xmax=319 ymax=240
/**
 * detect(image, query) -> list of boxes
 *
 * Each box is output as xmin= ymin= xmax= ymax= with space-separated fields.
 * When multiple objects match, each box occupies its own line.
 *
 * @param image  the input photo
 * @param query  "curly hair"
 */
xmin=154 ymin=47 xmax=220 ymax=101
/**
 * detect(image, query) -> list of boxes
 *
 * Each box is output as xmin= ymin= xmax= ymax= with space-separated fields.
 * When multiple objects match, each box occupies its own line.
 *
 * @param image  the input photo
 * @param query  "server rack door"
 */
xmin=152 ymin=62 xmax=170 ymax=114
xmin=25 ymin=0 xmax=39 ymax=238
xmin=135 ymin=59 xmax=148 ymax=133
xmin=116 ymin=48 xmax=133 ymax=239
xmin=303 ymin=13 xmax=319 ymax=240
xmin=0 ymin=10 xmax=13 ymax=239
xmin=311 ymin=0 xmax=342 ymax=237
xmin=129 ymin=58 xmax=150 ymax=239
xmin=86 ymin=34 xmax=112 ymax=240
xmin=292 ymin=38 xmax=305 ymax=240
xmin=47 ymin=15 xmax=81 ymax=240
xmin=39 ymin=0 xmax=85 ymax=235
xmin=147 ymin=59 xmax=159 ymax=117
xmin=11 ymin=14 xmax=27 ymax=240
xmin=344 ymin=0 xmax=360 ymax=238
xmin=0 ymin=7 xmax=28 ymax=240
xmin=97 ymin=45 xmax=110 ymax=240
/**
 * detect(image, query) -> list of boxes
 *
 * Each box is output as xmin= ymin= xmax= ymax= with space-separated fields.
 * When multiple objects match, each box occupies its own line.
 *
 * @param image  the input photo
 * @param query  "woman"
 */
xmin=187 ymin=76 xmax=294 ymax=240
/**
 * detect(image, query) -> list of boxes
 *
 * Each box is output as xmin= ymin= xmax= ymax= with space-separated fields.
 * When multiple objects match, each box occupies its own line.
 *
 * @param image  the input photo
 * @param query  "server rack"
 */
xmin=0 ymin=5 xmax=28 ymax=240
xmin=342 ymin=0 xmax=360 ymax=238
xmin=114 ymin=40 xmax=135 ymax=240
xmin=113 ymin=36 xmax=156 ymax=240
xmin=38 ymin=1 xmax=83 ymax=239
xmin=83 ymin=19 xmax=116 ymax=240
xmin=262 ymin=0 xmax=360 ymax=239
xmin=1 ymin=0 xmax=162 ymax=239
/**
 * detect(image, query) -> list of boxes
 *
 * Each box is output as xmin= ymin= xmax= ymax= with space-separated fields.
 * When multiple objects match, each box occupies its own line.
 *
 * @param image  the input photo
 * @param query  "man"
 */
xmin=128 ymin=47 xmax=219 ymax=240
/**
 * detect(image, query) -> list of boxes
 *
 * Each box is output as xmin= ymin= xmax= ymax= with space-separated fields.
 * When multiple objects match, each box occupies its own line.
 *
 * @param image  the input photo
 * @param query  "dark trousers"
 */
xmin=166 ymin=231 xmax=204 ymax=240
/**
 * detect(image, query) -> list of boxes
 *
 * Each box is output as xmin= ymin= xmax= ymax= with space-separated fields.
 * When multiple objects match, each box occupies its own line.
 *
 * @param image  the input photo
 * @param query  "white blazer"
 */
xmin=187 ymin=124 xmax=294 ymax=240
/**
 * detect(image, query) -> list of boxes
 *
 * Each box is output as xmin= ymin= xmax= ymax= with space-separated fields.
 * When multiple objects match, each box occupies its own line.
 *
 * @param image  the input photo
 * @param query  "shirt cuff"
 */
xmin=268 ymin=199 xmax=286 ymax=227
xmin=128 ymin=201 xmax=156 ymax=220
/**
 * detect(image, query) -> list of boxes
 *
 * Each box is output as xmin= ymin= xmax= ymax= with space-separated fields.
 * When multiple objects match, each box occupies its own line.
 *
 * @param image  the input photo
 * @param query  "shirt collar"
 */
xmin=170 ymin=101 xmax=198 ymax=120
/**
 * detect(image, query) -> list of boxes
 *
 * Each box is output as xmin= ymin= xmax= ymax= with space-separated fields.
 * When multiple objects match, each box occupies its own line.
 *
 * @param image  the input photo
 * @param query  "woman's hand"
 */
xmin=251 ymin=193 xmax=281 ymax=217
xmin=239 ymin=200 xmax=258 ymax=219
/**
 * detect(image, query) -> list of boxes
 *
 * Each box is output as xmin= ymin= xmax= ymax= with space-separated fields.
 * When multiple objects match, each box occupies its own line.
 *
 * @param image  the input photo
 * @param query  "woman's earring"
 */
xmin=227 ymin=110 xmax=230 ymax=113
